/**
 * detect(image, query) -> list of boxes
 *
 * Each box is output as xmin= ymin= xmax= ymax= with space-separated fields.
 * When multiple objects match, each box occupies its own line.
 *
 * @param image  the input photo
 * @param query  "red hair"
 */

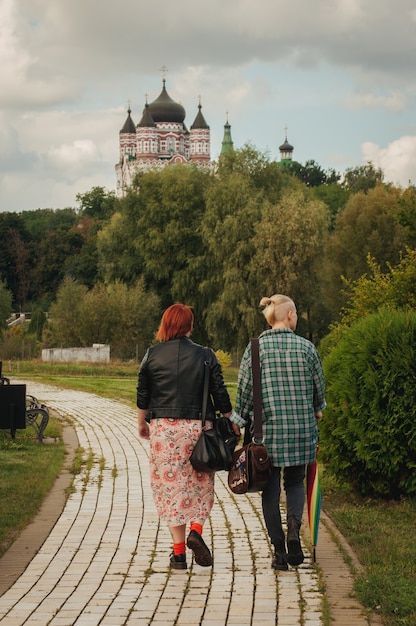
xmin=156 ymin=304 xmax=194 ymax=342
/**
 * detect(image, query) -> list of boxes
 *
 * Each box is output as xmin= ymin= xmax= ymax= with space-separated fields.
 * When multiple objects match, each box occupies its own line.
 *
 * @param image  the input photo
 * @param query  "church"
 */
xmin=115 ymin=76 xmax=216 ymax=195
xmin=115 ymin=75 xmax=294 ymax=195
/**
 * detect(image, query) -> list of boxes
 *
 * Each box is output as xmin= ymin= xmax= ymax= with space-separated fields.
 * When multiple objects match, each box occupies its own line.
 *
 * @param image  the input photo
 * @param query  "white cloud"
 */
xmin=362 ymin=136 xmax=416 ymax=186
xmin=46 ymin=140 xmax=100 ymax=177
xmin=345 ymin=91 xmax=408 ymax=111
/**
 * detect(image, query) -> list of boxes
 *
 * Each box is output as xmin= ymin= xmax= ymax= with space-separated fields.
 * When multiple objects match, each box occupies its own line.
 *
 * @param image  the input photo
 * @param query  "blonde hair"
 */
xmin=259 ymin=294 xmax=295 ymax=326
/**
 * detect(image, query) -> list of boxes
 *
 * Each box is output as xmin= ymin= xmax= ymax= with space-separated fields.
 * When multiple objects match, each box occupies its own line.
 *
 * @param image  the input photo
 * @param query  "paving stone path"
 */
xmin=0 ymin=382 xmax=372 ymax=626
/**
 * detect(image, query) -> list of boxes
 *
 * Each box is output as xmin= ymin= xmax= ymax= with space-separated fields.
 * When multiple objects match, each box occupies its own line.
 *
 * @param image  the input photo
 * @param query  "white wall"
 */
xmin=42 ymin=344 xmax=110 ymax=363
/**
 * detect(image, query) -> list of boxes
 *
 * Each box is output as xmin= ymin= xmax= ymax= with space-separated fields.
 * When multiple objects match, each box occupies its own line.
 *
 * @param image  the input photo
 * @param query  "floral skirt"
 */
xmin=149 ymin=418 xmax=215 ymax=526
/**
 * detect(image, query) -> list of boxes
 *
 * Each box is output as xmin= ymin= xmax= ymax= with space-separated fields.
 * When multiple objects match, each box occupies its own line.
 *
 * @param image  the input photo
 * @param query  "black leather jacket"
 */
xmin=136 ymin=337 xmax=232 ymax=420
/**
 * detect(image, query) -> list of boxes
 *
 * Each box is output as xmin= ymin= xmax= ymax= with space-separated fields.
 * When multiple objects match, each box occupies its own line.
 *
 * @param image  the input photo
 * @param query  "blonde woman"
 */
xmin=231 ymin=295 xmax=326 ymax=570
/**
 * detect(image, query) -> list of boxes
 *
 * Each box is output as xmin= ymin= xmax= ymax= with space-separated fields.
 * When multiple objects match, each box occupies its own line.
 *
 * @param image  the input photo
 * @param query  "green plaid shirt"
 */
xmin=233 ymin=328 xmax=326 ymax=467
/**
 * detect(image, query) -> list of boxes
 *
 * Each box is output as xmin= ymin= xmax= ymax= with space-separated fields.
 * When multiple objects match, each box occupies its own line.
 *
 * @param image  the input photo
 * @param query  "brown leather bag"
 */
xmin=228 ymin=338 xmax=272 ymax=494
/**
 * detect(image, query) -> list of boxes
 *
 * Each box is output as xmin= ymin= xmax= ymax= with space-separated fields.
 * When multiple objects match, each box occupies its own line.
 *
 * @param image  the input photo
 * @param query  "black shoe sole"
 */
xmin=187 ymin=532 xmax=213 ymax=567
xmin=169 ymin=557 xmax=187 ymax=570
xmin=287 ymin=540 xmax=304 ymax=566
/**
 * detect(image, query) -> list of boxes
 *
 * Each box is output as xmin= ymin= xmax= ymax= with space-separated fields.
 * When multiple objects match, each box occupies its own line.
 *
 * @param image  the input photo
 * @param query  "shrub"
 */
xmin=215 ymin=349 xmax=232 ymax=369
xmin=320 ymin=307 xmax=416 ymax=498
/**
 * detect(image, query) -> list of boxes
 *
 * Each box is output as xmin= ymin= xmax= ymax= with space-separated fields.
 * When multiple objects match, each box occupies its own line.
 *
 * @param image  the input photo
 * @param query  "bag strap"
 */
xmin=251 ymin=338 xmax=263 ymax=441
xmin=201 ymin=347 xmax=210 ymax=427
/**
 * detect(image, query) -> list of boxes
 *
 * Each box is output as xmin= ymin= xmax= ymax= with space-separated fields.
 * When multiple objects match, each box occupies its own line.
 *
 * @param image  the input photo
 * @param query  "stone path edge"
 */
xmin=0 ymin=419 xmax=78 ymax=597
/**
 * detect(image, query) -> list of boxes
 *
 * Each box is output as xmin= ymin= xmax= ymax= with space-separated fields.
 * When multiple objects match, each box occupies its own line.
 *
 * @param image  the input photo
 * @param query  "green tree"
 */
xmin=106 ymin=279 xmax=160 ymax=360
xmin=283 ymin=159 xmax=340 ymax=187
xmin=0 ymin=281 xmax=13 ymax=335
xmin=76 ymin=186 xmax=117 ymax=221
xmin=218 ymin=143 xmax=295 ymax=203
xmin=0 ymin=213 xmax=30 ymax=308
xmin=30 ymin=228 xmax=84 ymax=306
xmin=45 ymin=277 xmax=160 ymax=359
xmin=21 ymin=208 xmax=78 ymax=239
xmin=396 ymin=184 xmax=416 ymax=247
xmin=44 ymin=277 xmax=88 ymax=347
xmin=98 ymin=165 xmax=211 ymax=313
xmin=97 ymin=203 xmax=144 ymax=285
xmin=28 ymin=307 xmax=47 ymax=341
xmin=342 ymin=161 xmax=384 ymax=194
xmin=250 ymin=188 xmax=330 ymax=341
xmin=200 ymin=170 xmax=265 ymax=350
xmin=312 ymin=183 xmax=349 ymax=230
xmin=323 ymin=183 xmax=409 ymax=320
xmin=320 ymin=248 xmax=416 ymax=358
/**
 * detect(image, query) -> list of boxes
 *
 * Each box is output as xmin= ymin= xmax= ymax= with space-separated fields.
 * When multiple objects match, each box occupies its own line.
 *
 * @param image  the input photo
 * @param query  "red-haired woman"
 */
xmin=137 ymin=304 xmax=239 ymax=570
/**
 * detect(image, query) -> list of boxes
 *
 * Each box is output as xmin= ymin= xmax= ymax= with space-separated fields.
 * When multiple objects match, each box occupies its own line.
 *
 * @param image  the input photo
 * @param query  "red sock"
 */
xmin=173 ymin=542 xmax=186 ymax=556
xmin=190 ymin=522 xmax=203 ymax=536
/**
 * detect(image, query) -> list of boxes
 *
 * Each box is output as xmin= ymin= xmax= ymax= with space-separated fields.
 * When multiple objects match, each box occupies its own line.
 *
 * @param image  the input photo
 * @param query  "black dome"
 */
xmin=279 ymin=139 xmax=294 ymax=151
xmin=148 ymin=80 xmax=186 ymax=123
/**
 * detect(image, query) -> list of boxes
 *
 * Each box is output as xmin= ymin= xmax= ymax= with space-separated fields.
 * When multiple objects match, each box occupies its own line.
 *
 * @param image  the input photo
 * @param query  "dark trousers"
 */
xmin=261 ymin=465 xmax=306 ymax=546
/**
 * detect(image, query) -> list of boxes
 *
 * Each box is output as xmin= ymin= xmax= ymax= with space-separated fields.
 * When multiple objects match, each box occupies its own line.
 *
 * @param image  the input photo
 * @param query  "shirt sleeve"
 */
xmin=232 ymin=344 xmax=252 ymax=428
xmin=312 ymin=348 xmax=326 ymax=412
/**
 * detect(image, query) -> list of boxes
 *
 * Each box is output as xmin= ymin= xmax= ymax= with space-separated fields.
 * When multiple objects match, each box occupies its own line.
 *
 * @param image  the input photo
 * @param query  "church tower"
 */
xmin=190 ymin=99 xmax=211 ymax=164
xmin=220 ymin=114 xmax=234 ymax=156
xmin=279 ymin=127 xmax=294 ymax=163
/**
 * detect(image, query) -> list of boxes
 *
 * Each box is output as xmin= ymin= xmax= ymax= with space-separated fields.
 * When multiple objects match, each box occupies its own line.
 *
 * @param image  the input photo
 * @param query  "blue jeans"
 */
xmin=261 ymin=465 xmax=306 ymax=546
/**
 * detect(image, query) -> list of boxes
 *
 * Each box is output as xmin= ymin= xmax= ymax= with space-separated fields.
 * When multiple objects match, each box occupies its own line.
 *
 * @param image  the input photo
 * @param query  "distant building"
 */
xmin=116 ymin=77 xmax=216 ymax=195
xmin=279 ymin=127 xmax=294 ymax=164
xmin=116 ymin=74 xmax=294 ymax=194
xmin=220 ymin=114 xmax=234 ymax=157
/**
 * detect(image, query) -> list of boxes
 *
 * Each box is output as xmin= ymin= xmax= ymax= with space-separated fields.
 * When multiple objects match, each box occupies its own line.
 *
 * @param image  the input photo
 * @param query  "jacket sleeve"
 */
xmin=207 ymin=348 xmax=232 ymax=415
xmin=136 ymin=349 xmax=150 ymax=409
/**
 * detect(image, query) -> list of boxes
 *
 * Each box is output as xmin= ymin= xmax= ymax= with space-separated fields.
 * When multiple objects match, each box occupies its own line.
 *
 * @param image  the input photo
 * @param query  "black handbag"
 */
xmin=228 ymin=338 xmax=273 ymax=493
xmin=190 ymin=350 xmax=237 ymax=473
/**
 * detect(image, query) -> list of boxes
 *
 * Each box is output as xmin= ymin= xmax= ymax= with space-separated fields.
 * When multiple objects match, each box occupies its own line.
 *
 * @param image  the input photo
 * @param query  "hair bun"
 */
xmin=259 ymin=296 xmax=271 ymax=308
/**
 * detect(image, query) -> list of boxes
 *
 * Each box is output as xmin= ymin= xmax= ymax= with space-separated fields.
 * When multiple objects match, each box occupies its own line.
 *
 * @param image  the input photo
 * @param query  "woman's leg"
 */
xmin=262 ymin=466 xmax=284 ymax=544
xmin=169 ymin=524 xmax=186 ymax=545
xmin=284 ymin=465 xmax=306 ymax=522
xmin=262 ymin=466 xmax=287 ymax=569
xmin=186 ymin=518 xmax=212 ymax=566
xmin=169 ymin=524 xmax=187 ymax=570
xmin=284 ymin=465 xmax=306 ymax=566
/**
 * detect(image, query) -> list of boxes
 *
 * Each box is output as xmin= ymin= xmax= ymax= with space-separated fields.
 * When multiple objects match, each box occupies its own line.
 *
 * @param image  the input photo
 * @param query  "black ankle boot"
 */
xmin=286 ymin=515 xmax=304 ymax=566
xmin=271 ymin=540 xmax=288 ymax=571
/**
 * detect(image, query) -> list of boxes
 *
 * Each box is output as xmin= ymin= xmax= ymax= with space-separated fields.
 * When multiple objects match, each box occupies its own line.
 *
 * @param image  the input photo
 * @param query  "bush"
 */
xmin=215 ymin=349 xmax=232 ymax=369
xmin=320 ymin=307 xmax=416 ymax=498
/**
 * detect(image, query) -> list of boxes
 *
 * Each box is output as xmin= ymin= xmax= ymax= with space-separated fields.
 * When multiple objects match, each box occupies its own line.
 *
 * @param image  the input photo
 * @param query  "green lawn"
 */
xmin=1 ymin=359 xmax=415 ymax=626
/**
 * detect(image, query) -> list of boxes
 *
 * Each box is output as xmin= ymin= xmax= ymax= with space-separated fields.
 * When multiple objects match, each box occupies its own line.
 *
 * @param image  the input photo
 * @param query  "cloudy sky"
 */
xmin=1 ymin=0 xmax=416 ymax=212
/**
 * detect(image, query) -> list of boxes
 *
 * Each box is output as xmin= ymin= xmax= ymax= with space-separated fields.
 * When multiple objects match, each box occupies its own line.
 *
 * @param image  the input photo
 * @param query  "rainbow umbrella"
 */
xmin=307 ymin=459 xmax=322 ymax=562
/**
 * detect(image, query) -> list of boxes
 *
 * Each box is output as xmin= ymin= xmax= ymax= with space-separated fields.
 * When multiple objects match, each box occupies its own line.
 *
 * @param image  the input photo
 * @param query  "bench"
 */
xmin=25 ymin=395 xmax=50 ymax=442
xmin=0 ymin=363 xmax=49 ymax=441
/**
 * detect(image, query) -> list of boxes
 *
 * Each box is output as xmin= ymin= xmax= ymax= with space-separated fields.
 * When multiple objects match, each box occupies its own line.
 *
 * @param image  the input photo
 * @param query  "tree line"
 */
xmin=0 ymin=145 xmax=415 ymax=360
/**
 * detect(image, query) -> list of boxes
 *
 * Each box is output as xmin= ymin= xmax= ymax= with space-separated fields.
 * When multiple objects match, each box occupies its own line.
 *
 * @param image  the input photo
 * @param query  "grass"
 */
xmin=0 ymin=411 xmax=65 ymax=558
xmin=2 ymin=359 xmax=416 ymax=625
xmin=321 ymin=471 xmax=416 ymax=626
